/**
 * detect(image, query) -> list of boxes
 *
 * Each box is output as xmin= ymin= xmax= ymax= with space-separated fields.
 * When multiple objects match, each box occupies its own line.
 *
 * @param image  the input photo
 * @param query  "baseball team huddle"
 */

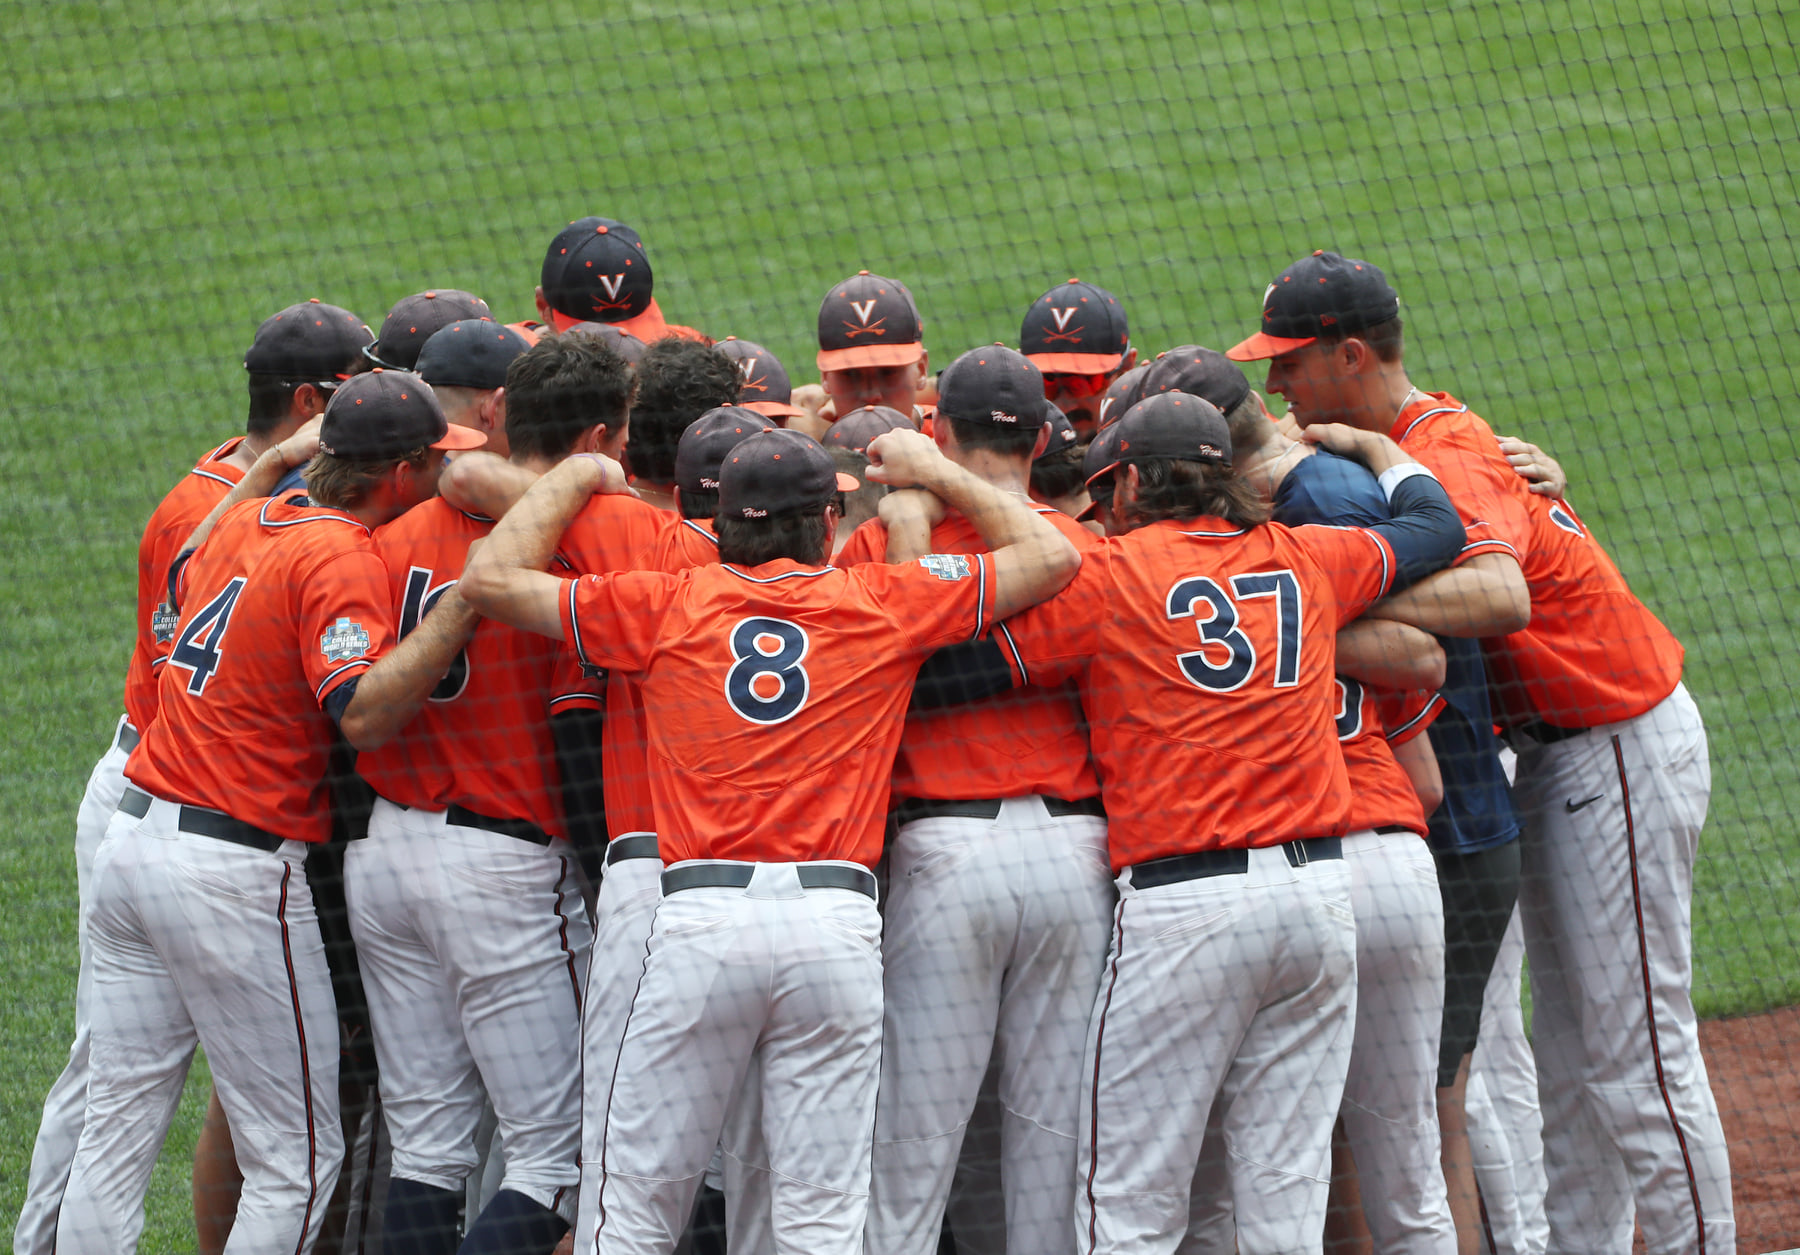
xmin=17 ymin=215 xmax=1733 ymax=1255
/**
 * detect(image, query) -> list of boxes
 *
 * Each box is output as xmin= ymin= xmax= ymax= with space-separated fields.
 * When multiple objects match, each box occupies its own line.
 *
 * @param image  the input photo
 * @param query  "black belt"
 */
xmin=120 ymin=787 xmax=285 ymax=854
xmin=1128 ymin=837 xmax=1343 ymax=890
xmin=1374 ymin=825 xmax=1415 ymax=836
xmin=1514 ymin=720 xmax=1590 ymax=746
xmin=116 ymin=721 xmax=140 ymax=753
xmin=606 ymin=834 xmax=660 ymax=865
xmin=661 ymin=862 xmax=877 ymax=901
xmin=445 ymin=804 xmax=553 ymax=848
xmin=893 ymin=794 xmax=1107 ymax=827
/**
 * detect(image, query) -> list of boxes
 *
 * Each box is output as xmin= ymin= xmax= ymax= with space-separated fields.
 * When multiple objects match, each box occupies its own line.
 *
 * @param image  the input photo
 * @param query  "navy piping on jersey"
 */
xmin=257 ymin=498 xmax=369 ymax=531
xmin=680 ymin=518 xmax=719 ymax=545
xmin=1397 ymin=403 xmax=1468 ymax=444
xmin=192 ymin=468 xmax=236 ymax=488
xmin=995 ymin=620 xmax=1029 ymax=687
xmin=721 ymin=563 xmax=835 ymax=584
xmin=275 ymin=863 xmax=325 ymax=1252
xmin=972 ymin=553 xmax=989 ymax=639
xmin=1177 ymin=526 xmax=1250 ymax=539
xmin=566 ymin=579 xmax=594 ymax=672
xmin=1387 ymin=693 xmax=1446 ymax=743
xmin=315 ymin=660 xmax=373 ymax=703
xmin=1460 ymin=537 xmax=1520 ymax=559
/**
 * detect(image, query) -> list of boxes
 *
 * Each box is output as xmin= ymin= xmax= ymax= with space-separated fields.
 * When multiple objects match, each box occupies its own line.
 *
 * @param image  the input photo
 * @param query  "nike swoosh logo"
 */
xmin=1565 ymin=794 xmax=1605 ymax=814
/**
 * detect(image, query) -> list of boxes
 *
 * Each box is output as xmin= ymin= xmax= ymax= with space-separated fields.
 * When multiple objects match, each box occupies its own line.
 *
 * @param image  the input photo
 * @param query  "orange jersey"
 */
xmin=552 ymin=495 xmax=686 ymax=837
xmin=996 ymin=517 xmax=1398 ymax=870
xmin=127 ymin=498 xmax=397 ymax=842
xmin=357 ymin=499 xmax=601 ymax=836
xmin=560 ymin=554 xmax=1000 ymax=866
xmin=599 ymin=516 xmax=721 ymax=837
xmin=1393 ymin=393 xmax=1682 ymax=728
xmin=1337 ymin=681 xmax=1439 ymax=837
xmin=126 ymin=439 xmax=246 ymax=731
xmin=836 ymin=508 xmax=1102 ymax=801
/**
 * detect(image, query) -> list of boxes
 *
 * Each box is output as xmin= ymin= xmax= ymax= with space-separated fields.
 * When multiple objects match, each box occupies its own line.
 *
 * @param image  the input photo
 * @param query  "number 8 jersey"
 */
xmin=126 ymin=497 xmax=398 ymax=843
xmin=559 ymin=553 xmax=1000 ymax=867
xmin=994 ymin=517 xmax=1399 ymax=870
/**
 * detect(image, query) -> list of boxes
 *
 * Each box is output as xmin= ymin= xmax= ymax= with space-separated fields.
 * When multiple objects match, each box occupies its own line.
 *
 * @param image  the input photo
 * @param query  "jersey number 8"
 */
xmin=725 ymin=617 xmax=810 ymax=725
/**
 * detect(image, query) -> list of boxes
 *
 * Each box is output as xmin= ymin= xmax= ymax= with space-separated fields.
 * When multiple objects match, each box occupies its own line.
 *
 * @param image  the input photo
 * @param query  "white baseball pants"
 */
xmin=586 ymin=862 xmax=884 ymax=1255
xmin=1078 ymin=841 xmax=1358 ymax=1255
xmin=15 ymin=719 xmax=133 ymax=1255
xmin=867 ymin=798 xmax=1115 ymax=1255
xmin=1466 ymin=906 xmax=1549 ymax=1255
xmin=57 ymin=794 xmax=342 ymax=1254
xmin=1514 ymin=683 xmax=1733 ymax=1254
xmin=345 ymin=797 xmax=591 ymax=1215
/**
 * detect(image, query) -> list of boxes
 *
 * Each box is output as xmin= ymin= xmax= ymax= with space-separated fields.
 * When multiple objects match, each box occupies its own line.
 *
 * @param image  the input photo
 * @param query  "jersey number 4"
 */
xmin=400 ymin=568 xmax=470 ymax=702
xmin=168 ymin=576 xmax=247 ymax=696
xmin=725 ymin=617 xmax=809 ymax=725
xmin=1166 ymin=570 xmax=1302 ymax=693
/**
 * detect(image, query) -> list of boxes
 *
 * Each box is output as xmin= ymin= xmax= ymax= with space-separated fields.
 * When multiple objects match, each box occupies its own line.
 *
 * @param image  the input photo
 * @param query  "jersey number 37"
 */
xmin=1166 ymin=570 xmax=1302 ymax=693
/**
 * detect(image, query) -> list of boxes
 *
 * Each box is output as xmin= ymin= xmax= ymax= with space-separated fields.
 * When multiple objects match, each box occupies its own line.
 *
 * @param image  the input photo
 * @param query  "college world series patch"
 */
xmin=150 ymin=600 xmax=180 ymax=643
xmin=320 ymin=618 xmax=372 ymax=662
xmin=917 ymin=553 xmax=974 ymax=581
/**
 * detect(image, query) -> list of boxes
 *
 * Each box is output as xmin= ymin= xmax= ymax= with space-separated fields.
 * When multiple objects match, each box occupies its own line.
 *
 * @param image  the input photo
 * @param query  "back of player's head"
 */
xmin=415 ymin=320 xmax=532 ymax=392
xmin=561 ymin=320 xmax=646 ymax=364
xmin=628 ymin=338 xmax=742 ymax=485
xmin=503 ymin=332 xmax=636 ymax=462
xmin=714 ymin=429 xmax=860 ymax=566
xmin=1030 ymin=404 xmax=1087 ymax=501
xmin=1099 ymin=393 xmax=1268 ymax=530
xmin=1226 ymin=250 xmax=1403 ymax=364
xmin=831 ymin=445 xmax=887 ymax=540
xmin=822 ymin=405 xmax=912 ymax=453
xmin=540 ymin=217 xmax=654 ymax=329
xmin=365 ymin=290 xmax=492 ymax=371
xmin=243 ymin=299 xmax=373 ymax=436
xmin=935 ymin=345 xmax=1045 ymax=460
xmin=674 ymin=406 xmax=776 ymax=520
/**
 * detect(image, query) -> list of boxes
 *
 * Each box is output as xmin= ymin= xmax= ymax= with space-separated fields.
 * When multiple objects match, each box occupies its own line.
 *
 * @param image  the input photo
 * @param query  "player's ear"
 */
xmin=534 ymin=286 xmax=553 ymax=322
xmin=484 ymin=387 xmax=506 ymax=434
xmin=672 ymin=485 xmax=684 ymax=514
xmin=1118 ymin=346 xmax=1138 ymax=375
xmin=1030 ymin=424 xmax=1051 ymax=459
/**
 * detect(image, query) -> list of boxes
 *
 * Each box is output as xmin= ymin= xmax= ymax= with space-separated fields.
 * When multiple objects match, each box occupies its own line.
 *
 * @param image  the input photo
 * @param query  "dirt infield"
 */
xmin=1702 ymin=1004 xmax=1800 ymax=1253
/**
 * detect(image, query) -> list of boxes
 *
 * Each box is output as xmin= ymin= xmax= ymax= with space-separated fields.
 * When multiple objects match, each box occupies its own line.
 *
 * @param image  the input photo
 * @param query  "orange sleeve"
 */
xmin=1294 ymin=525 xmax=1399 ymax=627
xmin=854 ymin=553 xmax=1000 ymax=654
xmin=990 ymin=552 xmax=1109 ymax=688
xmin=300 ymin=549 xmax=399 ymax=706
xmin=559 ymin=570 xmax=681 ymax=675
xmin=547 ymin=642 xmax=605 ymax=715
xmin=1373 ymin=687 xmax=1445 ymax=746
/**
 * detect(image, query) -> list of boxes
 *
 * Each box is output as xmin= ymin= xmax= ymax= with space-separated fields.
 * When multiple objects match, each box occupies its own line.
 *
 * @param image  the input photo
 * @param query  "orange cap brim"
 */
xmin=433 ymin=423 xmax=490 ymax=451
xmin=744 ymin=400 xmax=807 ymax=420
xmin=817 ymin=342 xmax=924 ymax=372
xmin=1083 ymin=460 xmax=1122 ymax=489
xmin=1026 ymin=351 xmax=1123 ymax=375
xmin=835 ymin=471 xmax=861 ymax=493
xmin=1225 ymin=332 xmax=1316 ymax=362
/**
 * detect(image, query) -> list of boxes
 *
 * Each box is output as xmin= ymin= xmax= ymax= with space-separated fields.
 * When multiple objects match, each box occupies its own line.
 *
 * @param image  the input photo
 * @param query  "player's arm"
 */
xmin=460 ymin=454 xmax=632 ymax=638
xmin=1392 ymin=727 xmax=1444 ymax=817
xmin=439 ymin=451 xmax=541 ymax=519
xmin=879 ymin=488 xmax=947 ymax=565
xmin=1336 ymin=618 xmax=1446 ymax=692
xmin=178 ymin=417 xmax=324 ymax=561
xmin=1497 ymin=435 xmax=1568 ymax=499
xmin=865 ymin=429 xmax=1079 ymax=621
xmin=334 ymin=585 xmax=480 ymax=751
xmin=1300 ymin=423 xmax=1466 ymax=591
xmin=1363 ymin=551 xmax=1531 ymax=637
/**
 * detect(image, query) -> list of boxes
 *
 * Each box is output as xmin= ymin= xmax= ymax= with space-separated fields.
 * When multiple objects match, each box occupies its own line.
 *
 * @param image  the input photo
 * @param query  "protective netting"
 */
xmin=6 ymin=1 xmax=1798 ymax=1251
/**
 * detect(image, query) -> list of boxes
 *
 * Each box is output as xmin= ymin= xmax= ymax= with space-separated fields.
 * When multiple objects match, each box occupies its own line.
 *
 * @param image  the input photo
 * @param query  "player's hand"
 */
xmin=1298 ymin=422 xmax=1382 ymax=460
xmin=790 ymin=383 xmax=829 ymax=419
xmin=878 ymin=487 xmax=948 ymax=531
xmin=274 ymin=415 xmax=325 ymax=469
xmin=863 ymin=427 xmax=947 ymax=489
xmin=1498 ymin=436 xmax=1568 ymax=498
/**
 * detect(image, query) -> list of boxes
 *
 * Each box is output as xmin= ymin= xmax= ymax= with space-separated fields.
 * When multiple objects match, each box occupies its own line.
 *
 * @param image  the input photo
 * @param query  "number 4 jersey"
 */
xmin=994 ymin=517 xmax=1399 ymax=870
xmin=559 ymin=554 xmax=1000 ymax=867
xmin=126 ymin=497 xmax=397 ymax=843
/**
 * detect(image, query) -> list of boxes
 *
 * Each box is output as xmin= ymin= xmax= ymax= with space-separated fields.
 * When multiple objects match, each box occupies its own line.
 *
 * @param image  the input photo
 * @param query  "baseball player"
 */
xmin=820 ymin=405 xmax=909 ymax=551
xmin=12 ymin=299 xmax=369 ymax=1255
xmin=55 ymin=371 xmax=483 ymax=1253
xmin=833 ymin=345 xmax=1114 ymax=1255
xmin=347 ymin=325 xmax=603 ymax=1251
xmin=457 ymin=423 xmax=1079 ymax=1255
xmin=715 ymin=336 xmax=809 ymax=423
xmin=616 ymin=337 xmax=743 ymax=512
xmin=909 ymin=392 xmax=1469 ymax=1254
xmin=815 ymin=271 xmax=932 ymax=425
xmin=1019 ymin=278 xmax=1136 ymax=434
xmin=364 ymin=290 xmax=494 ymax=371
xmin=562 ymin=319 xmax=646 ymax=365
xmin=1094 ymin=361 xmax=1150 ymax=430
xmin=1028 ymin=402 xmax=1091 ymax=520
xmin=534 ymin=215 xmax=706 ymax=343
xmin=1228 ymin=250 xmax=1732 ymax=1253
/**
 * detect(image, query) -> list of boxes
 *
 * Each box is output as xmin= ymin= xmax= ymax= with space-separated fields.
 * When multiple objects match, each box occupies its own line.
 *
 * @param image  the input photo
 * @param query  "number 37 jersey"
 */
xmin=996 ymin=517 xmax=1397 ymax=870
xmin=559 ymin=554 xmax=1000 ymax=868
xmin=126 ymin=498 xmax=397 ymax=843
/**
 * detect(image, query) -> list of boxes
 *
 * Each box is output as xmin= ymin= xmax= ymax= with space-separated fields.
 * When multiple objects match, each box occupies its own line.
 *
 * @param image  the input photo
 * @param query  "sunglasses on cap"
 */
xmin=1042 ymin=372 xmax=1111 ymax=399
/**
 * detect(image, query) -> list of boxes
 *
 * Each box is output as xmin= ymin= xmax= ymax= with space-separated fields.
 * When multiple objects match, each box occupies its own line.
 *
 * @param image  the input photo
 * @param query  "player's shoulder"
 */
xmin=1275 ymin=450 xmax=1389 ymax=528
xmin=834 ymin=515 xmax=889 ymax=567
xmin=1043 ymin=505 xmax=1104 ymax=550
xmin=373 ymin=496 xmax=485 ymax=547
xmin=1396 ymin=392 xmax=1501 ymax=454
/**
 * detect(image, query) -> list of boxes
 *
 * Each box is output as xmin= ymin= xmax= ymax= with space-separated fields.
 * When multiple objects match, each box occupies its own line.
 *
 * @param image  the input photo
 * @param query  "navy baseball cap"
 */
xmin=718 ymin=429 xmax=860 ymax=520
xmin=541 ymin=217 xmax=653 ymax=329
xmin=675 ymin=406 xmax=776 ymax=493
xmin=366 ymin=290 xmax=492 ymax=370
xmin=1075 ymin=422 xmax=1126 ymax=520
xmin=1085 ymin=392 xmax=1231 ymax=489
xmin=561 ymin=320 xmax=646 ymax=364
xmin=244 ymin=300 xmax=372 ymax=378
xmin=1020 ymin=278 xmax=1130 ymax=375
xmin=414 ymin=320 xmax=533 ymax=391
xmin=1035 ymin=402 xmax=1080 ymax=461
xmin=1095 ymin=362 xmax=1150 ymax=430
xmin=936 ymin=345 xmax=1045 ymax=429
xmin=1227 ymin=251 xmax=1401 ymax=361
xmin=716 ymin=337 xmax=804 ymax=419
xmin=318 ymin=370 xmax=488 ymax=460
xmin=822 ymin=405 xmax=912 ymax=453
xmin=817 ymin=271 xmax=924 ymax=372
xmin=1140 ymin=346 xmax=1251 ymax=414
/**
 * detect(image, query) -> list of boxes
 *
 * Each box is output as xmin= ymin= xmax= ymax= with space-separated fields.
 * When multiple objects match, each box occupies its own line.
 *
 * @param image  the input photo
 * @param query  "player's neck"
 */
xmin=1237 ymin=433 xmax=1311 ymax=497
xmin=1360 ymin=368 xmax=1420 ymax=433
xmin=633 ymin=481 xmax=678 ymax=514
xmin=947 ymin=448 xmax=1032 ymax=499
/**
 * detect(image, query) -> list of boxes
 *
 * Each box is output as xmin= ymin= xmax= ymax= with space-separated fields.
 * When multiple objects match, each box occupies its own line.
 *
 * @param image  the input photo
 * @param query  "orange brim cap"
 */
xmin=744 ymin=399 xmax=807 ymax=420
xmin=1026 ymin=351 xmax=1124 ymax=375
xmin=1225 ymin=332 xmax=1315 ymax=362
xmin=817 ymin=342 xmax=924 ymax=372
xmin=834 ymin=471 xmax=861 ymax=493
xmin=432 ymin=423 xmax=490 ymax=451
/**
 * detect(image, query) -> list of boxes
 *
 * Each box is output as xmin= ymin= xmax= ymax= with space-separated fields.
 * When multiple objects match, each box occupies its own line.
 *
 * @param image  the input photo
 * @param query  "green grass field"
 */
xmin=5 ymin=0 xmax=1797 ymax=1245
